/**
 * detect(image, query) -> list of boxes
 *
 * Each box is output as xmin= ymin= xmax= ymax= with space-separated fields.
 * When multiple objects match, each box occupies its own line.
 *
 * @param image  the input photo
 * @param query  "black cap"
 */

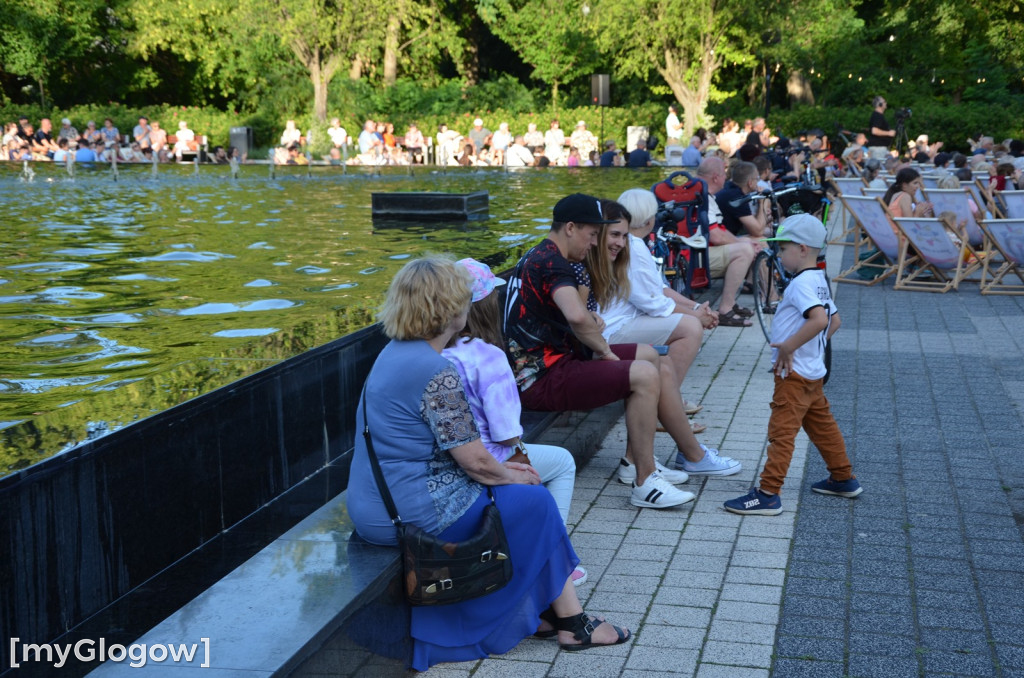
xmin=932 ymin=151 xmax=951 ymax=167
xmin=553 ymin=193 xmax=617 ymax=224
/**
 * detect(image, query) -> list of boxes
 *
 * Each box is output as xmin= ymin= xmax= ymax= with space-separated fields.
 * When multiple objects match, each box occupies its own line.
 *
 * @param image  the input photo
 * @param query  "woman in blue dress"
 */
xmin=347 ymin=256 xmax=629 ymax=671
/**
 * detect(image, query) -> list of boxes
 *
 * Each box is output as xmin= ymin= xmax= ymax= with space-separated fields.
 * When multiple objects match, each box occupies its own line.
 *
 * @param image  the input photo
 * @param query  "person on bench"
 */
xmin=576 ymin=198 xmax=742 ymax=483
xmin=443 ymin=258 xmax=587 ymax=586
xmin=504 ymin=193 xmax=698 ymax=509
xmin=348 ymin=256 xmax=630 ymax=671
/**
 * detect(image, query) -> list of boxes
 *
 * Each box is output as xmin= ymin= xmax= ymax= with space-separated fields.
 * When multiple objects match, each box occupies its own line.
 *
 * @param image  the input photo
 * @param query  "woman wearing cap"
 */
xmin=348 ymin=256 xmax=630 ymax=670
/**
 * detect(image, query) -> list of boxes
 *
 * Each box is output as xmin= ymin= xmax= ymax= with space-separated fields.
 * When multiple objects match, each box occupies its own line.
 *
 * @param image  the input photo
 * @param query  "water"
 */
xmin=0 ymin=162 xmax=677 ymax=475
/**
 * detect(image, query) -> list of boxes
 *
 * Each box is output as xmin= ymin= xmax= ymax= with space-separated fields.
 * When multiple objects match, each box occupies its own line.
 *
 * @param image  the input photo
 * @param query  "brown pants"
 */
xmin=760 ymin=372 xmax=855 ymax=495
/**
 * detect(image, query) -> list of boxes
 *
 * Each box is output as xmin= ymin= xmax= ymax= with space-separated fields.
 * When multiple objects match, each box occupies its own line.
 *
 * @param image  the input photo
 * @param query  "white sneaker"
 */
xmin=630 ymin=471 xmax=696 ymax=508
xmin=617 ymin=458 xmax=689 ymax=485
xmin=675 ymin=444 xmax=742 ymax=476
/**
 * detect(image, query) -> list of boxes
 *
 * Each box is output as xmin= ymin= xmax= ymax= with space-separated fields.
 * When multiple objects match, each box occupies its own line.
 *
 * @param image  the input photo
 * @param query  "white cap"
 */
xmin=762 ymin=213 xmax=826 ymax=249
xmin=576 ymin=120 xmax=586 ymax=127
xmin=916 ymin=134 xmax=929 ymax=144
xmin=473 ymin=118 xmax=483 ymax=126
xmin=61 ymin=118 xmax=71 ymax=125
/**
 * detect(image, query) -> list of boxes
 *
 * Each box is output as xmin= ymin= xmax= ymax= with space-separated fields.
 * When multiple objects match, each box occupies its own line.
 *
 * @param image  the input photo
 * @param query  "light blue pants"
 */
xmin=525 ymin=443 xmax=577 ymax=526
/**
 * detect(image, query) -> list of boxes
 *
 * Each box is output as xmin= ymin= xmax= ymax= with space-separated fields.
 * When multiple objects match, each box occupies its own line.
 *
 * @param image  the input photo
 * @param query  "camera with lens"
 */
xmin=894 ymin=107 xmax=912 ymax=121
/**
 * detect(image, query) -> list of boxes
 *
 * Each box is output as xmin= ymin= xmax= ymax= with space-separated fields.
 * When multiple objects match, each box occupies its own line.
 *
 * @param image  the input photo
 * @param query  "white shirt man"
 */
xmin=666 ymin=105 xmax=683 ymax=143
xmin=506 ymin=137 xmax=534 ymax=167
xmin=328 ymin=118 xmax=347 ymax=147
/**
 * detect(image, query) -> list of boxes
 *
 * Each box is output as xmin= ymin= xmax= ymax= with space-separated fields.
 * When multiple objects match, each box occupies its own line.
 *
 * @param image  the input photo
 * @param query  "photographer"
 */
xmin=867 ymin=96 xmax=895 ymax=160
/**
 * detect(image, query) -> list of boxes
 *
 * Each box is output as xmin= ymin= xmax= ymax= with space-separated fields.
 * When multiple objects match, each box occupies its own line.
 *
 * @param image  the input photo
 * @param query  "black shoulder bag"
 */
xmin=360 ymin=386 xmax=514 ymax=606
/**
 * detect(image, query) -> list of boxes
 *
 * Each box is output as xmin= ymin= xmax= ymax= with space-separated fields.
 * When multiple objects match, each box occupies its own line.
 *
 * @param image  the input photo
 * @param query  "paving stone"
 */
xmin=846 ymin=653 xmax=920 ymax=678
xmin=768 ymin=658 xmax=847 ymax=678
xmin=847 ymin=632 xmax=916 ymax=657
xmin=775 ymin=635 xmax=845 ymax=662
xmin=633 ymin=624 xmax=705 ymax=650
xmin=699 ymin=640 xmax=772 ymax=668
xmin=706 ymin=620 xmax=776 ymax=647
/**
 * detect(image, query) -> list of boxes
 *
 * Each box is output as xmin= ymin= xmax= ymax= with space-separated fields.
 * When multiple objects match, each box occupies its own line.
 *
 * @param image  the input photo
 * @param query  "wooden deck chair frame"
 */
xmin=995 ymin=191 xmax=1024 ymax=220
xmin=834 ymin=195 xmax=901 ymax=285
xmin=827 ymin=176 xmax=867 ymax=246
xmin=978 ymin=217 xmax=1024 ymax=294
xmin=921 ymin=187 xmax=984 ymax=247
xmin=891 ymin=217 xmax=981 ymax=292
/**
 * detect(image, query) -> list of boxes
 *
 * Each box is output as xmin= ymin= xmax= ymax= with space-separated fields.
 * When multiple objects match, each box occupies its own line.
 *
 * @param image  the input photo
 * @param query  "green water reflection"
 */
xmin=0 ymin=162 xmax=677 ymax=476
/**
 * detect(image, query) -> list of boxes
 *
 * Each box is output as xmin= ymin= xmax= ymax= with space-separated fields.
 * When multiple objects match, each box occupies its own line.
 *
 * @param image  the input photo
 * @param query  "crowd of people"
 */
xmin=2 ymin=114 xmax=241 ymax=164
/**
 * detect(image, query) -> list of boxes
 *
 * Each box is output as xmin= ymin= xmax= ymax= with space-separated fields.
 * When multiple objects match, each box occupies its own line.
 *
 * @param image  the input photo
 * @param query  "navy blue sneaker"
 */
xmin=811 ymin=476 xmax=863 ymax=498
xmin=723 ymin=488 xmax=782 ymax=516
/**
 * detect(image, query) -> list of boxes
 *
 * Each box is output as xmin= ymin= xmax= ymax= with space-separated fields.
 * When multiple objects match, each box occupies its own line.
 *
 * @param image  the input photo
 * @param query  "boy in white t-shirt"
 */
xmin=724 ymin=214 xmax=863 ymax=516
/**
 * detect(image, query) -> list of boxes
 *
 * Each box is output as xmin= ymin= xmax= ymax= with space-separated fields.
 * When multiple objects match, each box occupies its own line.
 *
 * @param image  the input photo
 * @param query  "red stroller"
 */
xmin=649 ymin=171 xmax=712 ymax=297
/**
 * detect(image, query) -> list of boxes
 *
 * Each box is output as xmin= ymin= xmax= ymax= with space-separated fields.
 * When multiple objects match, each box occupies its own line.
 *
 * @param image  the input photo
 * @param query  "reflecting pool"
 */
xmin=0 ymin=162 xmax=677 ymax=475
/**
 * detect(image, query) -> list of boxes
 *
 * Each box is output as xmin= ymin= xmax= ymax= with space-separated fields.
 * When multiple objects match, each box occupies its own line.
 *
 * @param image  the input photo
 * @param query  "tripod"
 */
xmin=893 ymin=116 xmax=909 ymax=157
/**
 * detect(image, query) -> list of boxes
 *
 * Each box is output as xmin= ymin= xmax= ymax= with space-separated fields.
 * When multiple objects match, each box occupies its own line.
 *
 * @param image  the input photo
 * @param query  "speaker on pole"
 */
xmin=591 ymin=74 xmax=610 ymax=106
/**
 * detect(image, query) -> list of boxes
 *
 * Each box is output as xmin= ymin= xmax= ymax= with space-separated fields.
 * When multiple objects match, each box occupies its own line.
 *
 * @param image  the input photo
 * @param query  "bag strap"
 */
xmin=361 ymin=384 xmax=404 ymax=527
xmin=360 ymin=378 xmax=496 ymax=531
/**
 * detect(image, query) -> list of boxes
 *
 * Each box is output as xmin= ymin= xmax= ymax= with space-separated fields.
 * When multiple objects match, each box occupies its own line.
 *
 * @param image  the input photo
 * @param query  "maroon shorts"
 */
xmin=520 ymin=344 xmax=638 ymax=412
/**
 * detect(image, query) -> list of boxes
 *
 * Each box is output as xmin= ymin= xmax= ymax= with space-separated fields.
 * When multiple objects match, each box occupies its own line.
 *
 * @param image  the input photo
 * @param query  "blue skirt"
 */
xmin=409 ymin=484 xmax=578 ymax=671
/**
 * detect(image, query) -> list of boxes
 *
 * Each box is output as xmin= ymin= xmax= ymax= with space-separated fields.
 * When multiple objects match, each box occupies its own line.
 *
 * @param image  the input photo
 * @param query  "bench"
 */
xmin=166 ymin=134 xmax=207 ymax=161
xmin=86 ymin=402 xmax=613 ymax=677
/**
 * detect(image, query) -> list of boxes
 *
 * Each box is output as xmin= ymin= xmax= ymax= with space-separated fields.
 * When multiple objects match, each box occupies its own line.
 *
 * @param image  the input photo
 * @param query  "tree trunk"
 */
xmin=350 ymin=56 xmax=364 ymax=80
xmin=551 ymin=80 xmax=559 ymax=112
xmin=310 ymin=60 xmax=328 ymax=122
xmin=786 ymin=70 xmax=814 ymax=106
xmin=659 ymin=46 xmax=718 ymax=138
xmin=383 ymin=12 xmax=400 ymax=86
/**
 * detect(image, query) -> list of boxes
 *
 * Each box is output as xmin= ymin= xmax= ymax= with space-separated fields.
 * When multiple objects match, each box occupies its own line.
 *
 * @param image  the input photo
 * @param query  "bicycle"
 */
xmin=729 ymin=181 xmax=831 ymax=343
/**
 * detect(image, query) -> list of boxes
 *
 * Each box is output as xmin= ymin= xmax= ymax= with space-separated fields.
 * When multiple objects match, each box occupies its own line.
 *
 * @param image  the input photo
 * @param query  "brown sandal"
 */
xmin=732 ymin=304 xmax=754 ymax=318
xmin=718 ymin=309 xmax=752 ymax=327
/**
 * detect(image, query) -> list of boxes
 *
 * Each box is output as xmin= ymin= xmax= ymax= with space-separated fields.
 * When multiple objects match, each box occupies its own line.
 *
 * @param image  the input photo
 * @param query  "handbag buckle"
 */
xmin=424 ymin=578 xmax=453 ymax=595
xmin=480 ymin=550 xmax=493 ymax=562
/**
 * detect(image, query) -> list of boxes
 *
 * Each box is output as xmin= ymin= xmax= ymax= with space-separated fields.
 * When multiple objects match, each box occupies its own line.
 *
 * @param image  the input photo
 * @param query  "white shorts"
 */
xmin=608 ymin=313 xmax=683 ymax=345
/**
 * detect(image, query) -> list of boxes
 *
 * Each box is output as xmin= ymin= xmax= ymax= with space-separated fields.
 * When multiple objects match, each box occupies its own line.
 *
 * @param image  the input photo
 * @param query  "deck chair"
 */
xmin=651 ymin=171 xmax=710 ymax=296
xmin=996 ymin=191 xmax=1024 ymax=219
xmin=921 ymin=188 xmax=983 ymax=247
xmin=891 ymin=218 xmax=981 ymax=292
xmin=978 ymin=217 xmax=1024 ymax=294
xmin=920 ymin=175 xmax=940 ymax=190
xmin=834 ymin=195 xmax=901 ymax=285
xmin=827 ymin=176 xmax=868 ymax=246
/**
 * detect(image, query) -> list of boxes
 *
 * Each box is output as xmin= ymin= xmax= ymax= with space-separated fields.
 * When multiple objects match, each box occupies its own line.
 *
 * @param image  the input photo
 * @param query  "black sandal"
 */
xmin=555 ymin=612 xmax=630 ymax=651
xmin=533 ymin=607 xmax=558 ymax=639
xmin=732 ymin=304 xmax=754 ymax=318
xmin=718 ymin=309 xmax=752 ymax=327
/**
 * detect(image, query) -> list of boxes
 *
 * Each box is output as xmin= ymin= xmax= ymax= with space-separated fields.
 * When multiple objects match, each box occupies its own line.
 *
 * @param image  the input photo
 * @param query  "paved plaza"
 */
xmin=420 ymin=221 xmax=1024 ymax=677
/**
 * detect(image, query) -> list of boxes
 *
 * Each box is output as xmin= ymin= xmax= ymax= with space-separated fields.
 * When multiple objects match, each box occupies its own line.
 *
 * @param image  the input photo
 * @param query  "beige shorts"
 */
xmin=608 ymin=313 xmax=683 ymax=345
xmin=708 ymin=246 xmax=729 ymax=278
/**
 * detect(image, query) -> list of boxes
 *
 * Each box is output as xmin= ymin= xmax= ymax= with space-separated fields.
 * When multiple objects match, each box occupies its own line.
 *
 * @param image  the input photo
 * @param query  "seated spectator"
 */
xmin=524 ymin=122 xmax=544 ymax=154
xmin=133 ymin=117 xmax=151 ymax=148
xmin=435 ymin=123 xmax=461 ymax=163
xmin=57 ymin=118 xmax=79 ymax=143
xmin=681 ymin=136 xmax=703 ymax=166
xmin=75 ymin=140 xmax=98 ymax=163
xmin=468 ymin=118 xmax=492 ymax=155
xmin=626 ymin=140 xmax=651 ymax=167
xmin=503 ymin=194 xmax=702 ymax=508
xmin=695 ymin=158 xmax=759 ymax=326
xmin=211 ymin=146 xmax=230 ymax=164
xmin=506 ymin=136 xmax=534 ymax=167
xmin=576 ymin=197 xmax=741 ymax=479
xmin=149 ymin=121 xmax=168 ymax=154
xmin=883 ymin=168 xmax=934 ymax=237
xmin=286 ymin=144 xmax=308 ymax=165
xmin=544 ymin=120 xmax=565 ymax=165
xmin=716 ymin=161 xmax=770 ymax=238
xmin=120 ymin=143 xmax=144 ymax=162
xmin=34 ymin=119 xmax=59 ymax=157
xmin=52 ymin=138 xmax=70 ymax=163
xmin=566 ymin=147 xmax=581 ymax=167
xmin=280 ymin=120 xmax=301 ymax=147
xmin=100 ymin=118 xmax=120 ymax=147
xmin=442 ymin=258 xmax=587 ymax=585
xmin=348 ymin=256 xmax=629 ymax=670
xmin=491 ymin=122 xmax=512 ymax=156
xmin=404 ymin=123 xmax=425 ymax=164
xmin=327 ymin=147 xmax=342 ymax=165
xmin=327 ymin=118 xmax=347 ymax=148
xmin=358 ymin=120 xmax=377 ymax=155
xmin=599 ymin=140 xmax=618 ymax=167
xmin=585 ymin=150 xmax=598 ymax=167
xmin=82 ymin=120 xmax=101 ymax=144
xmin=570 ymin=121 xmax=597 ymax=160
xmin=863 ymin=158 xmax=886 ymax=188
xmin=173 ymin=121 xmax=197 ymax=159
xmin=535 ymin=155 xmax=552 ymax=167
xmin=2 ymin=122 xmax=18 ymax=147
xmin=382 ymin=122 xmax=401 ymax=163
xmin=990 ymin=162 xmax=1017 ymax=193
xmin=457 ymin=143 xmax=478 ymax=166
xmin=841 ymin=145 xmax=865 ymax=176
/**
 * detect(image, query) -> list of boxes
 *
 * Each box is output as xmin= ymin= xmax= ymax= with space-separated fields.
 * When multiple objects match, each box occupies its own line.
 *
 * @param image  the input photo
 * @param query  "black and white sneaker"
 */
xmin=630 ymin=471 xmax=696 ymax=509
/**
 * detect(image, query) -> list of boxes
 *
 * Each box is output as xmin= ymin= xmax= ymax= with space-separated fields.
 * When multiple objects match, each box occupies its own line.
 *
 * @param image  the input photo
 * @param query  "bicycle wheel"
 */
xmin=752 ymin=251 xmax=783 ymax=343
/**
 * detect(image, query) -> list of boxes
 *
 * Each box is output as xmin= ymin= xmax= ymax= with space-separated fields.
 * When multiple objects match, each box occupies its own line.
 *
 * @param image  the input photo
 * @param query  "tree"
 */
xmin=588 ymin=0 xmax=765 ymax=135
xmin=477 ymin=0 xmax=599 ymax=107
xmin=0 ymin=0 xmax=107 ymax=106
xmin=127 ymin=0 xmax=385 ymax=121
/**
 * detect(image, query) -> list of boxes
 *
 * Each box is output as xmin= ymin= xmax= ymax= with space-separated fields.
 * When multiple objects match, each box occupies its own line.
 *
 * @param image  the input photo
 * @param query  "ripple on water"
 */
xmin=388 ymin=254 xmax=411 ymax=260
xmin=244 ymin=279 xmax=275 ymax=287
xmin=178 ymin=299 xmax=298 ymax=315
xmin=247 ymin=242 xmax=275 ymax=250
xmin=296 ymin=265 xmax=330 ymax=274
xmin=132 ymin=251 xmax=235 ymax=263
xmin=7 ymin=261 xmax=91 ymax=274
xmin=308 ymin=283 xmax=357 ymax=292
xmin=212 ymin=328 xmax=280 ymax=338
xmin=52 ymin=246 xmax=122 ymax=257
xmin=359 ymin=267 xmax=384 ymax=275
xmin=110 ymin=273 xmax=178 ymax=282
